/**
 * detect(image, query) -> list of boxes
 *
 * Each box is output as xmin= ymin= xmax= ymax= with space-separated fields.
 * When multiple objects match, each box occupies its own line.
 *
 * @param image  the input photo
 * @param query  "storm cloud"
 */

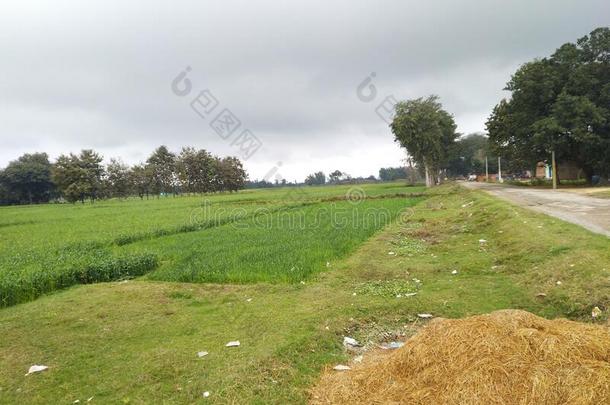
xmin=1 ymin=0 xmax=608 ymax=181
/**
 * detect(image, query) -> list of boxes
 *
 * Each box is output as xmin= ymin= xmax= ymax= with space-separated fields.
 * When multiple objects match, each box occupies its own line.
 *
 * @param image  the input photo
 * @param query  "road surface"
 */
xmin=462 ymin=182 xmax=610 ymax=237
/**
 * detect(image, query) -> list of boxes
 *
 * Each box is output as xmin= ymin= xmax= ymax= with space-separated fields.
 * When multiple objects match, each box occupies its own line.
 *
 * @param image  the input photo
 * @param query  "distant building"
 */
xmin=535 ymin=161 xmax=584 ymax=180
xmin=535 ymin=162 xmax=552 ymax=179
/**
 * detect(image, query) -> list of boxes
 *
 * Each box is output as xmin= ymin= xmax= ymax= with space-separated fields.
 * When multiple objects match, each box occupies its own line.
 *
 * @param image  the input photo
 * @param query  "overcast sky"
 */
xmin=1 ymin=1 xmax=608 ymax=182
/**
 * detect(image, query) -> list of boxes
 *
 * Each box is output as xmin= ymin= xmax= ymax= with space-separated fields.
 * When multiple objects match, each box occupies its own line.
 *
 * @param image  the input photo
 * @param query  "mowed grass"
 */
xmin=0 ymin=182 xmax=424 ymax=306
xmin=0 ymin=185 xmax=608 ymax=403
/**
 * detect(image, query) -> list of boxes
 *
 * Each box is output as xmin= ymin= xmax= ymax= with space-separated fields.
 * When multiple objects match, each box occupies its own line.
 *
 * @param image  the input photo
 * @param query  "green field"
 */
xmin=0 ymin=183 xmax=608 ymax=403
xmin=0 ymin=182 xmax=423 ymax=306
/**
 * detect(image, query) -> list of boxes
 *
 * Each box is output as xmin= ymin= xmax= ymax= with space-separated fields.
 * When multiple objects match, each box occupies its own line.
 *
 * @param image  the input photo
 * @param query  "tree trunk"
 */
xmin=424 ymin=163 xmax=434 ymax=188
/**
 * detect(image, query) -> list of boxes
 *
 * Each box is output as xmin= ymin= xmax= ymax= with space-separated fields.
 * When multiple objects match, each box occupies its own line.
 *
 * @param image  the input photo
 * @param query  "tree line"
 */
xmin=0 ymin=146 xmax=247 ymax=205
xmin=390 ymin=27 xmax=609 ymax=186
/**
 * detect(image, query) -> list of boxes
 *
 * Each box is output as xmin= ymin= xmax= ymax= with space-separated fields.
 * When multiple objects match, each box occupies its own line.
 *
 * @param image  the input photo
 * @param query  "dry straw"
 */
xmin=312 ymin=310 xmax=610 ymax=404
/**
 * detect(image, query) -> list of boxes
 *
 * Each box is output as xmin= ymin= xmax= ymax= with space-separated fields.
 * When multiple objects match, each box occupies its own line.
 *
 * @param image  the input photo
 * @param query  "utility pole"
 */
xmin=551 ymin=150 xmax=557 ymax=190
xmin=498 ymin=156 xmax=502 ymax=183
xmin=485 ymin=156 xmax=489 ymax=182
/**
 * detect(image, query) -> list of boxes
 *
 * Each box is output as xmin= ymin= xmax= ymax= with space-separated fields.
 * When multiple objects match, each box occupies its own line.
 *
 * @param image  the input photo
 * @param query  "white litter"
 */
xmin=405 ymin=293 xmax=417 ymax=297
xmin=592 ymin=306 xmax=602 ymax=318
xmin=225 ymin=341 xmax=240 ymax=347
xmin=388 ymin=251 xmax=396 ymax=255
xmin=451 ymin=270 xmax=458 ymax=275
xmin=333 ymin=364 xmax=351 ymax=371
xmin=396 ymin=294 xmax=402 ymax=298
xmin=417 ymin=313 xmax=434 ymax=319
xmin=87 ymin=397 xmax=93 ymax=402
xmin=478 ymin=239 xmax=487 ymax=244
xmin=556 ymin=281 xmax=562 ymax=286
xmin=26 ymin=365 xmax=48 ymax=375
xmin=343 ymin=337 xmax=359 ymax=347
xmin=380 ymin=341 xmax=405 ymax=350
xmin=246 ymin=298 xmax=252 ymax=302
xmin=203 ymin=391 xmax=210 ymax=398
xmin=197 ymin=351 xmax=209 ymax=358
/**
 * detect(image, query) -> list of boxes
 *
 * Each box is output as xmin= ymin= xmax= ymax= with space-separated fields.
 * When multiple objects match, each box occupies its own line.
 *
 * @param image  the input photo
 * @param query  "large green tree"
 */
xmin=146 ymin=146 xmax=176 ymax=196
xmin=176 ymin=147 xmax=217 ymax=194
xmin=105 ymin=158 xmax=131 ymax=199
xmin=487 ymin=27 xmax=610 ymax=181
xmin=218 ymin=156 xmax=247 ymax=192
xmin=129 ymin=164 xmax=152 ymax=199
xmin=0 ymin=153 xmax=53 ymax=204
xmin=52 ymin=150 xmax=104 ymax=203
xmin=391 ymin=95 xmax=457 ymax=187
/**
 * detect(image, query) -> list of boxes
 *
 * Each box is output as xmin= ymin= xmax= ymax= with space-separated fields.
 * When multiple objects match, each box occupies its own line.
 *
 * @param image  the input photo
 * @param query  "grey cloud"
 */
xmin=0 ymin=0 xmax=608 ymax=179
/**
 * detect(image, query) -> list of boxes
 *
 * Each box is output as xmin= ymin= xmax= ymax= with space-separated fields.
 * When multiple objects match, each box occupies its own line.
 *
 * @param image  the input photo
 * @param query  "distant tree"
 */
xmin=329 ymin=170 xmax=344 ymax=183
xmin=445 ymin=133 xmax=500 ymax=176
xmin=391 ymin=95 xmax=458 ymax=187
xmin=379 ymin=167 xmax=407 ymax=181
xmin=52 ymin=149 xmax=104 ymax=203
xmin=0 ymin=171 xmax=9 ymax=204
xmin=129 ymin=164 xmax=152 ymax=199
xmin=106 ymin=158 xmax=131 ymax=199
xmin=246 ymin=179 xmax=274 ymax=189
xmin=146 ymin=146 xmax=176 ymax=196
xmin=176 ymin=147 xmax=198 ymax=193
xmin=304 ymin=171 xmax=326 ymax=185
xmin=0 ymin=146 xmax=250 ymax=205
xmin=487 ymin=27 xmax=610 ymax=182
xmin=176 ymin=147 xmax=217 ymax=194
xmin=218 ymin=156 xmax=247 ymax=192
xmin=0 ymin=153 xmax=53 ymax=204
xmin=79 ymin=150 xmax=105 ymax=202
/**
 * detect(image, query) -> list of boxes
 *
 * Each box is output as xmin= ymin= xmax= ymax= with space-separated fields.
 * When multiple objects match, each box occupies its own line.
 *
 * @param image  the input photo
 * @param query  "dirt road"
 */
xmin=462 ymin=182 xmax=610 ymax=237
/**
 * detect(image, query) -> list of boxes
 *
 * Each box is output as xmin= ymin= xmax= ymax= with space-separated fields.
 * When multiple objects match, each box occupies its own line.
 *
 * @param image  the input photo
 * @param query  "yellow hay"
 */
xmin=312 ymin=310 xmax=610 ymax=404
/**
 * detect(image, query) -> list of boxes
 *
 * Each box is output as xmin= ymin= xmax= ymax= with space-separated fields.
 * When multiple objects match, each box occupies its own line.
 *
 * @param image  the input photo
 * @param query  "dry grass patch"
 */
xmin=312 ymin=309 xmax=610 ymax=405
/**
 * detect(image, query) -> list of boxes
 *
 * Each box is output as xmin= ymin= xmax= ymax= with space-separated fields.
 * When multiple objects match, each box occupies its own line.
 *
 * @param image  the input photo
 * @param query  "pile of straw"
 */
xmin=312 ymin=310 xmax=610 ymax=404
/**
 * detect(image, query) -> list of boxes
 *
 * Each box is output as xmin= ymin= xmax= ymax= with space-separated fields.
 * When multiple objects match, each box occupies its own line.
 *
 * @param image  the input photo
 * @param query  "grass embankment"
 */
xmin=0 ymin=185 xmax=608 ymax=403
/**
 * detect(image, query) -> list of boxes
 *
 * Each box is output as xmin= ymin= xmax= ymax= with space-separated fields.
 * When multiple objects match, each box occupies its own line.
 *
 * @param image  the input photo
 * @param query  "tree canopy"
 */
xmin=487 ymin=27 xmax=610 ymax=180
xmin=391 ymin=95 xmax=458 ymax=186
xmin=0 ymin=153 xmax=53 ymax=204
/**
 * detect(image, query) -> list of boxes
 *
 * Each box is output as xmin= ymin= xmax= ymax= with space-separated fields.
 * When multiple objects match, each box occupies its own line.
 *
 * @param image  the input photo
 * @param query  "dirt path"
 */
xmin=462 ymin=182 xmax=610 ymax=237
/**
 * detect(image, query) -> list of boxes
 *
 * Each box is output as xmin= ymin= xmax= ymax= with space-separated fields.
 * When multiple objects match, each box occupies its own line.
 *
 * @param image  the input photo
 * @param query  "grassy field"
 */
xmin=0 ymin=184 xmax=608 ymax=403
xmin=0 ymin=182 xmax=422 ymax=306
